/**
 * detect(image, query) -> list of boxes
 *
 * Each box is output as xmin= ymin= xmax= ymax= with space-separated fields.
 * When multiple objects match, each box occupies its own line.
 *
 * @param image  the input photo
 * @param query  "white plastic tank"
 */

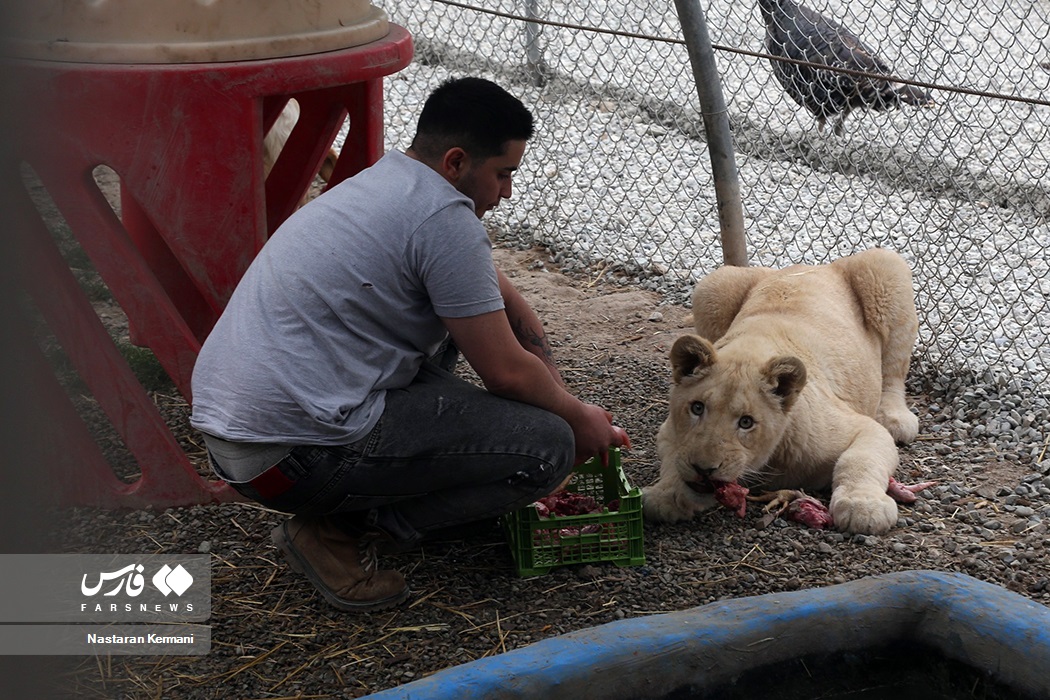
xmin=5 ymin=0 xmax=390 ymax=63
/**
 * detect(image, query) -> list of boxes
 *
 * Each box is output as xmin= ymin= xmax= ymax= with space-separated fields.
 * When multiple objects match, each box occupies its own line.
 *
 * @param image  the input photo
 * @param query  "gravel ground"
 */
xmin=45 ymin=245 xmax=1050 ymax=699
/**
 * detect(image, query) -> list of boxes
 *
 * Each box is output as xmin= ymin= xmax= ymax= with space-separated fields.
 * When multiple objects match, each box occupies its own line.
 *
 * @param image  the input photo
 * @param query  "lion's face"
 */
xmin=658 ymin=334 xmax=807 ymax=488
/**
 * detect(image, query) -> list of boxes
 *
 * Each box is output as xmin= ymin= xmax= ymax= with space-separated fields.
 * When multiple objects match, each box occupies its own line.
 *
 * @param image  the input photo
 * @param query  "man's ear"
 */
xmin=441 ymin=147 xmax=469 ymax=181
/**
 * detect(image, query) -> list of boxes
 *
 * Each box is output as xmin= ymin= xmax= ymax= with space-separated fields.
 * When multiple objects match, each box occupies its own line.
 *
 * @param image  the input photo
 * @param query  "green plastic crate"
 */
xmin=503 ymin=448 xmax=645 ymax=577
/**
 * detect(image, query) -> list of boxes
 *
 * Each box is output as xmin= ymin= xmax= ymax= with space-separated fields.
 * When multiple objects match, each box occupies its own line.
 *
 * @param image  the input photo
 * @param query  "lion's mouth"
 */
xmin=686 ymin=477 xmax=715 ymax=494
xmin=685 ymin=474 xmax=732 ymax=494
xmin=687 ymin=474 xmax=750 ymax=518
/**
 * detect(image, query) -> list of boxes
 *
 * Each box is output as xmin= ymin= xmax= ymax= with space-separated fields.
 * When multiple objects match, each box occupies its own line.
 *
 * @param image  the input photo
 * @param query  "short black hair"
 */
xmin=410 ymin=77 xmax=534 ymax=161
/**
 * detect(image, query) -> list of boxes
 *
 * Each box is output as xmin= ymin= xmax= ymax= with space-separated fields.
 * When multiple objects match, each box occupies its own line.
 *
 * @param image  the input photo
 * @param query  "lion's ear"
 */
xmin=670 ymin=334 xmax=717 ymax=384
xmin=763 ymin=356 xmax=807 ymax=410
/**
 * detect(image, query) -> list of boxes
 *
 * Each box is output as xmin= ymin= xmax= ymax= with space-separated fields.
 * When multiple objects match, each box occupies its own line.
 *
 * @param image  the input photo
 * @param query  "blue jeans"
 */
xmin=222 ymin=361 xmax=574 ymax=548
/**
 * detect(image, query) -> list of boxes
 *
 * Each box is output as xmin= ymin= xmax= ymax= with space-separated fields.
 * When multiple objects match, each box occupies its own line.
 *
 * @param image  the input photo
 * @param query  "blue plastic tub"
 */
xmin=362 ymin=570 xmax=1050 ymax=699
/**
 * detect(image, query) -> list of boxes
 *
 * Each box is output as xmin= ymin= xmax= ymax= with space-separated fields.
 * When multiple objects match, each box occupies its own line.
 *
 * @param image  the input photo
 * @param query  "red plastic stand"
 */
xmin=10 ymin=26 xmax=413 ymax=509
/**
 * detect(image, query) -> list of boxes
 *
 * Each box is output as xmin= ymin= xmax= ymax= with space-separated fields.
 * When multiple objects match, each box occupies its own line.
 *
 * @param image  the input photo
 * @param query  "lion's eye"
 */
xmin=738 ymin=415 xmax=755 ymax=429
xmin=690 ymin=401 xmax=705 ymax=417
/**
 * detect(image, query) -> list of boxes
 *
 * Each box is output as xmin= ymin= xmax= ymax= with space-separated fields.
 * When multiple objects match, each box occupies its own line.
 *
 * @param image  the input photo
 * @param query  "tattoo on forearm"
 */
xmin=513 ymin=318 xmax=556 ymax=365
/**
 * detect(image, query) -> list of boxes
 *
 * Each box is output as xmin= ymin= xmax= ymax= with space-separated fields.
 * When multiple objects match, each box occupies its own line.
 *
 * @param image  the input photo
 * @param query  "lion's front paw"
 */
xmin=829 ymin=489 xmax=898 ymax=534
xmin=878 ymin=405 xmax=919 ymax=445
xmin=642 ymin=482 xmax=713 ymax=523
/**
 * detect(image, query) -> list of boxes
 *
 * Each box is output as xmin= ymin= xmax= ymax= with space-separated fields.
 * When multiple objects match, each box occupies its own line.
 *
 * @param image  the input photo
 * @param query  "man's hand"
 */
xmin=570 ymin=403 xmax=631 ymax=467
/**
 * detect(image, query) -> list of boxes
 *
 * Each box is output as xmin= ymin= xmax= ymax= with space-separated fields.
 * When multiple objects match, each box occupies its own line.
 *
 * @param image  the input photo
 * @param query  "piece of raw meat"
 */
xmin=887 ymin=476 xmax=938 ymax=503
xmin=713 ymin=480 xmax=750 ymax=518
xmin=784 ymin=493 xmax=835 ymax=529
xmin=750 ymin=489 xmax=833 ymax=529
xmin=535 ymin=491 xmax=600 ymax=517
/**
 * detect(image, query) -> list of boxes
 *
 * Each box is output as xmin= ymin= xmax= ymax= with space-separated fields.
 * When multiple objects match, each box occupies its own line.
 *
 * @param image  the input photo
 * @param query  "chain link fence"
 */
xmin=370 ymin=0 xmax=1050 ymax=460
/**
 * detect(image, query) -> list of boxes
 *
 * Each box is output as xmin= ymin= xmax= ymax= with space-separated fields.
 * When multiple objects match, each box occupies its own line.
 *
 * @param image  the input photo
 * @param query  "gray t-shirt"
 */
xmin=190 ymin=150 xmax=505 ymax=446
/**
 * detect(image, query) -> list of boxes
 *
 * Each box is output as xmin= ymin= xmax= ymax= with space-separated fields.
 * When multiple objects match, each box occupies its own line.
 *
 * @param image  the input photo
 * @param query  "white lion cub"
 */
xmin=642 ymin=248 xmax=920 ymax=535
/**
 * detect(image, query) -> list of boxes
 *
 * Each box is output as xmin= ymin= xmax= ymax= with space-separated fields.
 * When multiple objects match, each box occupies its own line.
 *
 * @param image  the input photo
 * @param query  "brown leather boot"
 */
xmin=271 ymin=515 xmax=409 ymax=612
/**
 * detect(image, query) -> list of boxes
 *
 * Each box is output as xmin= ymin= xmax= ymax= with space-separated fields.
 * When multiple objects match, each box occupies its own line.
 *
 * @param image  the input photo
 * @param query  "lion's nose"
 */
xmin=692 ymin=464 xmax=716 ymax=479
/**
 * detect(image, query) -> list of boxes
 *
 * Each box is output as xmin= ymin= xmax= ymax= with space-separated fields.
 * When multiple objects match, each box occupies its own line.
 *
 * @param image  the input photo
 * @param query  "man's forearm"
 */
xmin=508 ymin=312 xmax=562 ymax=382
xmin=498 ymin=269 xmax=565 ymax=386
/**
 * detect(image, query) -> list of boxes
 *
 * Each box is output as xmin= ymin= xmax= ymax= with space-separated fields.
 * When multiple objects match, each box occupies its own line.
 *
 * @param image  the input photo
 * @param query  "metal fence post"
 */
xmin=524 ymin=0 xmax=545 ymax=86
xmin=674 ymin=0 xmax=748 ymax=267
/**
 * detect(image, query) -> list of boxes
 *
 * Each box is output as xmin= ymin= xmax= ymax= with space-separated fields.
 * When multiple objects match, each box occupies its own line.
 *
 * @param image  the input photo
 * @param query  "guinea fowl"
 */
xmin=758 ymin=0 xmax=933 ymax=134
